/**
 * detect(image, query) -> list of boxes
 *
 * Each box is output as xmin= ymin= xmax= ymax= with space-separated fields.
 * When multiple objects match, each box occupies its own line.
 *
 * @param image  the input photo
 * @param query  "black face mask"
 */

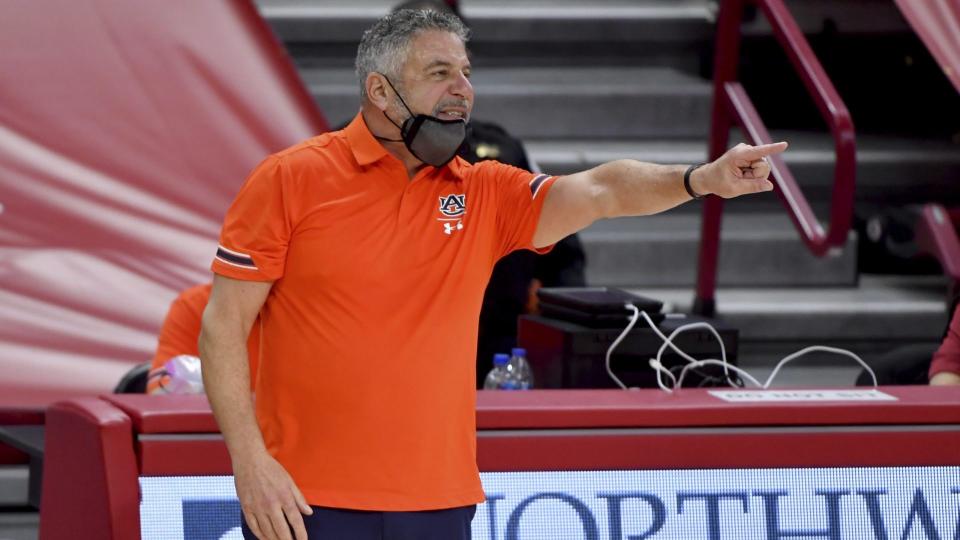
xmin=376 ymin=76 xmax=467 ymax=168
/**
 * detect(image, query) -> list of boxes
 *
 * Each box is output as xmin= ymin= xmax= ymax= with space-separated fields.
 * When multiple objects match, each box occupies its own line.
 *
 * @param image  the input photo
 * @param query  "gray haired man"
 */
xmin=200 ymin=8 xmax=787 ymax=540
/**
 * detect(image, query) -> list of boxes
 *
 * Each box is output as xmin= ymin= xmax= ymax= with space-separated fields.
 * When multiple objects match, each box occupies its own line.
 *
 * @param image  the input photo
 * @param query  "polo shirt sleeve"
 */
xmin=211 ymin=155 xmax=291 ymax=281
xmin=477 ymin=160 xmax=559 ymax=258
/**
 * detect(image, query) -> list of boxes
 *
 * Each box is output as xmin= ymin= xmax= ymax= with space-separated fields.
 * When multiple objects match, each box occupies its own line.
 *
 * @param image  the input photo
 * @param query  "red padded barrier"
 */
xmin=0 ymin=0 xmax=328 ymax=404
xmin=138 ymin=437 xmax=232 ymax=476
xmin=476 ymin=431 xmax=960 ymax=471
xmin=39 ymin=398 xmax=140 ymax=540
xmin=473 ymin=387 xmax=960 ymax=429
xmin=34 ymin=390 xmax=958 ymax=540
xmin=116 ymin=388 xmax=960 ymax=475
xmin=102 ymin=394 xmax=219 ymax=434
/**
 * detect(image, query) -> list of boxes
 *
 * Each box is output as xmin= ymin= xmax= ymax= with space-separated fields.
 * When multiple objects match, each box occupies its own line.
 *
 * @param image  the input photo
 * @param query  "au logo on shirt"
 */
xmin=438 ymin=193 xmax=466 ymax=235
xmin=439 ymin=194 xmax=466 ymax=217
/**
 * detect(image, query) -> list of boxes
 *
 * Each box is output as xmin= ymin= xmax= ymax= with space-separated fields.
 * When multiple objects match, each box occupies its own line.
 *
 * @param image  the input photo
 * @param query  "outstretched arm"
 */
xmin=532 ymin=142 xmax=788 ymax=248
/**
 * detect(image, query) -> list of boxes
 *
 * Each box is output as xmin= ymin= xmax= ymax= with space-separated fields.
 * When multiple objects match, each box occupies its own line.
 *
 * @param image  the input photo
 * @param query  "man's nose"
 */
xmin=450 ymin=72 xmax=473 ymax=101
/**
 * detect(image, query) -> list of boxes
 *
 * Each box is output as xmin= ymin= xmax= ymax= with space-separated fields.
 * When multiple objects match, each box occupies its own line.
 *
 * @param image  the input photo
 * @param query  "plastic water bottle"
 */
xmin=508 ymin=348 xmax=534 ymax=389
xmin=160 ymin=354 xmax=205 ymax=394
xmin=483 ymin=353 xmax=512 ymax=390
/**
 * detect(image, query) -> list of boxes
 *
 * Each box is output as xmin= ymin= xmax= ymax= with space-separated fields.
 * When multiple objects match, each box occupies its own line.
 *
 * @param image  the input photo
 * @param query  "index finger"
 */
xmin=740 ymin=141 xmax=788 ymax=160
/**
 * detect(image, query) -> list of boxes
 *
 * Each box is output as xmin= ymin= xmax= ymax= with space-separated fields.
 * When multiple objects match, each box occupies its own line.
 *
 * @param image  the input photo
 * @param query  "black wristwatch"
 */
xmin=684 ymin=163 xmax=707 ymax=200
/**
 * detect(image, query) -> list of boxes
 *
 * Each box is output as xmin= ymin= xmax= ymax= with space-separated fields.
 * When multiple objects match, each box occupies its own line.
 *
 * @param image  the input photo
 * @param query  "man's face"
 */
xmin=390 ymin=30 xmax=473 ymax=122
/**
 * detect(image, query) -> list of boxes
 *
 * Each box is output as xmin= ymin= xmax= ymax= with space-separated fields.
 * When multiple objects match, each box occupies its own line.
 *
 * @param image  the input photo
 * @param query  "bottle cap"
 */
xmin=493 ymin=353 xmax=509 ymax=366
xmin=511 ymin=348 xmax=526 ymax=357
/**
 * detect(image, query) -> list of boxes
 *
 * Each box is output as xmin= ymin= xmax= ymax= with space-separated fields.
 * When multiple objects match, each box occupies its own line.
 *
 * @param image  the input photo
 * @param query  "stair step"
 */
xmin=301 ymin=62 xmax=960 ymax=204
xmin=581 ymin=212 xmax=858 ymax=288
xmin=257 ymin=0 xmax=715 ymax=44
xmin=525 ymin=133 xmax=960 ymax=205
xmin=627 ymin=275 xmax=949 ymax=345
xmin=0 ymin=466 xmax=28 ymax=506
xmin=302 ymin=66 xmax=712 ymax=138
xmin=0 ymin=509 xmax=38 ymax=540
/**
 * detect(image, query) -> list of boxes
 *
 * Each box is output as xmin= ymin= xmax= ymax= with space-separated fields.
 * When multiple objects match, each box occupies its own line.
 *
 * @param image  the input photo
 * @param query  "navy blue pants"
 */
xmin=240 ymin=505 xmax=475 ymax=540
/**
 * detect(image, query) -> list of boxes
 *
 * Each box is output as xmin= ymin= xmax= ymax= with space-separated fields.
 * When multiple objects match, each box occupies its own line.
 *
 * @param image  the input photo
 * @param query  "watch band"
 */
xmin=684 ymin=162 xmax=707 ymax=200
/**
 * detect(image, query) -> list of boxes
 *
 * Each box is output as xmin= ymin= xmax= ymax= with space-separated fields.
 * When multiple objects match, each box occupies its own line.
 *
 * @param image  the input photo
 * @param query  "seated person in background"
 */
xmin=856 ymin=298 xmax=960 ymax=386
xmin=929 ymin=301 xmax=960 ymax=385
xmin=147 ymin=283 xmax=260 ymax=394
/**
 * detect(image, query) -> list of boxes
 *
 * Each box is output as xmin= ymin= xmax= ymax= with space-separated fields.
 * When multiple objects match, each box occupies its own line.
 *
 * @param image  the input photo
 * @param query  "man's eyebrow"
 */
xmin=423 ymin=59 xmax=452 ymax=70
xmin=423 ymin=59 xmax=471 ymax=71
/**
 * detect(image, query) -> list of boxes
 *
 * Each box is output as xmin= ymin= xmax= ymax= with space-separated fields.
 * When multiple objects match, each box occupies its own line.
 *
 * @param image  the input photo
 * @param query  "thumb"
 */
xmin=753 ymin=179 xmax=774 ymax=193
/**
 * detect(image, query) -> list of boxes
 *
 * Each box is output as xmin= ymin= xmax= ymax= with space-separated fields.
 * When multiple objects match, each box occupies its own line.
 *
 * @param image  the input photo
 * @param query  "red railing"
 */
xmin=694 ymin=0 xmax=856 ymax=316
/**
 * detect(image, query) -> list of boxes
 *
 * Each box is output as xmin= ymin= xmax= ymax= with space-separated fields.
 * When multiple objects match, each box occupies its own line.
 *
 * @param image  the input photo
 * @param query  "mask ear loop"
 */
xmin=381 ymin=74 xmax=415 ymax=116
xmin=376 ymin=73 xmax=416 ymax=141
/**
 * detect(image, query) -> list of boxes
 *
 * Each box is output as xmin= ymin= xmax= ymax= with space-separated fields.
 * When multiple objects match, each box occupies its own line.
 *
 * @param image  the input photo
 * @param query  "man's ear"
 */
xmin=366 ymin=73 xmax=390 ymax=111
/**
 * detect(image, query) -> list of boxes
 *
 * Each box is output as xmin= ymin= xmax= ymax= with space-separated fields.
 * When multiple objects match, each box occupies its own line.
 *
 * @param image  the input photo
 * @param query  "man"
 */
xmin=199 ymin=9 xmax=786 ymax=540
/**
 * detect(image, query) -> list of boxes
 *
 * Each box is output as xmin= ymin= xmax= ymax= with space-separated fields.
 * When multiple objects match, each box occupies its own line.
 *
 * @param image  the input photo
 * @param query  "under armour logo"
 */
xmin=443 ymin=221 xmax=464 ymax=235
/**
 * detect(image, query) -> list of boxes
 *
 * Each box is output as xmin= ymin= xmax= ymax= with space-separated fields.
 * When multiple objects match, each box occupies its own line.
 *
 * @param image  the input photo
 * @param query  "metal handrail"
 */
xmin=694 ymin=0 xmax=856 ymax=316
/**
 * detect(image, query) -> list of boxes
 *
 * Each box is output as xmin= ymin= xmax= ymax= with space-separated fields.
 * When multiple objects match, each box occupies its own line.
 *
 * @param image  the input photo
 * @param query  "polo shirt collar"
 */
xmin=344 ymin=111 xmax=467 ymax=180
xmin=345 ymin=112 xmax=390 ymax=166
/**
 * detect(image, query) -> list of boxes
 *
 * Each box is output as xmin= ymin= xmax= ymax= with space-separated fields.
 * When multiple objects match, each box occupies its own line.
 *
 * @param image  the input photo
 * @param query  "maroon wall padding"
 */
xmin=39 ymin=398 xmax=140 ymax=540
xmin=110 ymin=387 xmax=960 ymax=475
xmin=476 ymin=431 xmax=960 ymax=471
xmin=473 ymin=387 xmax=960 ymax=429
xmin=0 ymin=0 xmax=329 ymax=405
xmin=102 ymin=394 xmax=219 ymax=434
xmin=895 ymin=0 xmax=960 ymax=94
xmin=33 ymin=390 xmax=960 ymax=539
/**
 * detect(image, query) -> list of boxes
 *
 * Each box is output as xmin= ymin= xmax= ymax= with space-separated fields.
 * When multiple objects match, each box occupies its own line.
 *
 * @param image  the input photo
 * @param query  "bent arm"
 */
xmin=199 ymin=275 xmax=272 ymax=462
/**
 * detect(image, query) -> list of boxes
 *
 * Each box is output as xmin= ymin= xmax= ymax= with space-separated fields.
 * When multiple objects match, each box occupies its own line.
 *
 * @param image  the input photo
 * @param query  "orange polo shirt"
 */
xmin=146 ymin=283 xmax=260 ymax=394
xmin=211 ymin=112 xmax=557 ymax=511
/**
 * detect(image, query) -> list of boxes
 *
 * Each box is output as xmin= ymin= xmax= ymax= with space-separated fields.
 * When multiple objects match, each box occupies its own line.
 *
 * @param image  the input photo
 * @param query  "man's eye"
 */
xmin=433 ymin=71 xmax=447 ymax=78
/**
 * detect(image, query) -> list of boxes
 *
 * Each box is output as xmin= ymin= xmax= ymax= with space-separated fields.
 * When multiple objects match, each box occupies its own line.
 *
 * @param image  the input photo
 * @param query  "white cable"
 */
xmin=648 ymin=358 xmax=678 ymax=393
xmin=639 ymin=311 xmax=740 ymax=388
xmin=604 ymin=304 xmax=641 ymax=390
xmin=676 ymin=359 xmax=764 ymax=389
xmin=651 ymin=318 xmax=735 ymax=386
xmin=762 ymin=345 xmax=878 ymax=389
xmin=608 ymin=304 xmax=877 ymax=393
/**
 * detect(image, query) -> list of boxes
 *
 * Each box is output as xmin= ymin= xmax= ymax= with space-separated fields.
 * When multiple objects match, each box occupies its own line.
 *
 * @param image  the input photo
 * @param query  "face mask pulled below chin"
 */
xmin=380 ymin=76 xmax=467 ymax=167
xmin=400 ymin=114 xmax=466 ymax=167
